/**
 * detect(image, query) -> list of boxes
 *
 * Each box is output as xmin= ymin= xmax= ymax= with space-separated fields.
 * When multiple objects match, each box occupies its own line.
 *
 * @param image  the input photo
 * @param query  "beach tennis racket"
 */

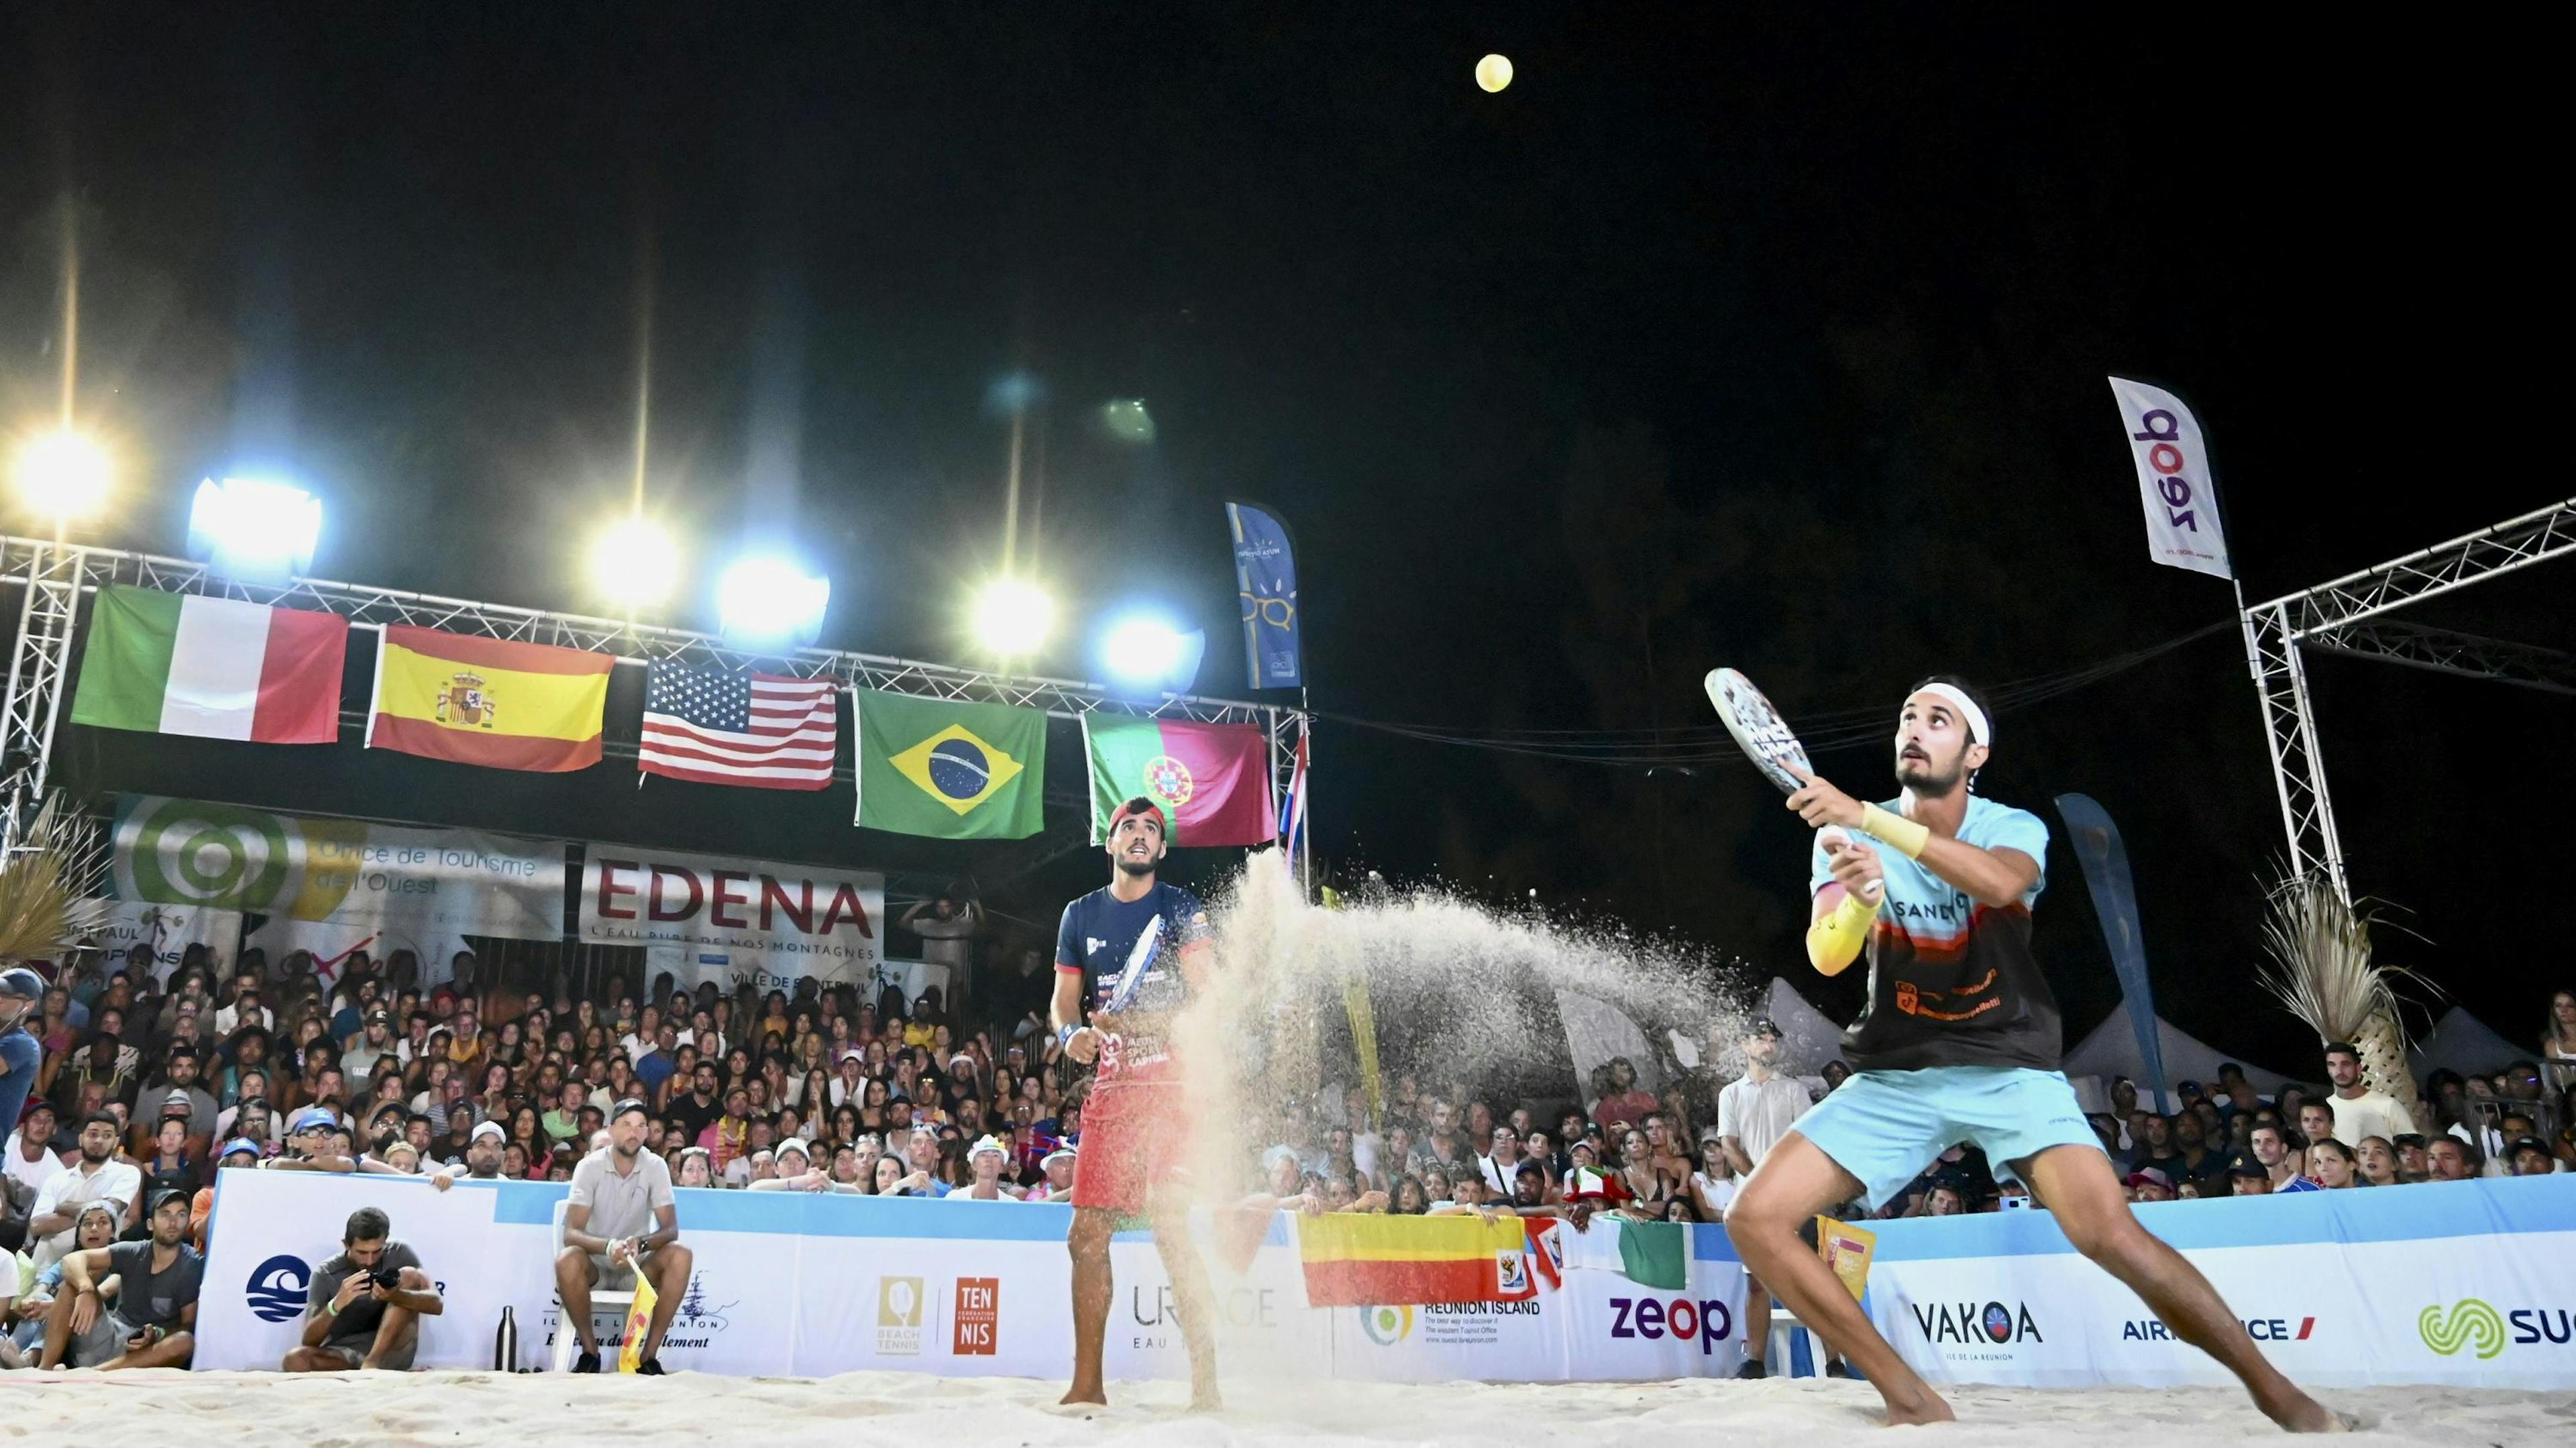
xmin=1101 ymin=913 xmax=1165 ymax=1015
xmin=1707 ymin=668 xmax=1881 ymax=902
xmin=1704 ymin=667 xmax=1813 ymax=793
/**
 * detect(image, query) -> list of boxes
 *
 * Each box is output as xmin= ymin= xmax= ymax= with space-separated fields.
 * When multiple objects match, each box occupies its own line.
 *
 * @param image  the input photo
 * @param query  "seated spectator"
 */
xmin=27 ymin=1113 xmax=142 ymax=1270
xmin=2505 ymin=1135 xmax=2559 ymax=1177
xmin=1 ymin=1201 xmax=118 ymax=1367
xmin=2307 ymin=1137 xmax=2361 ymax=1188
xmin=952 ymin=1135 xmax=1023 ymax=1201
xmin=5 ymin=1100 xmax=66 ymax=1205
xmin=2229 ymin=1160 xmax=2271 ymax=1196
xmin=282 ymin=1205 xmax=443 ymax=1371
xmin=2125 ymin=1167 xmax=2174 ymax=1203
xmin=2354 ymin=1135 xmax=2401 ymax=1187
xmin=1688 ymin=1132 xmax=1737 ymax=1222
xmin=37 ymin=1187 xmax=200 ymax=1369
xmin=555 ymin=1100 xmax=692 ymax=1374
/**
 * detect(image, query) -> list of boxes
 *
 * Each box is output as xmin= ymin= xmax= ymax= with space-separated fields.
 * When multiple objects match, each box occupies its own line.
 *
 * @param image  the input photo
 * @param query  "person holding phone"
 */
xmin=283 ymin=1206 xmax=443 ymax=1370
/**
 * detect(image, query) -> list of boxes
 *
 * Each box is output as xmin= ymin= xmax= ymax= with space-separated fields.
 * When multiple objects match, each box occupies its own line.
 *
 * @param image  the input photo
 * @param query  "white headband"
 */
xmin=1915 ymin=684 xmax=1991 ymax=748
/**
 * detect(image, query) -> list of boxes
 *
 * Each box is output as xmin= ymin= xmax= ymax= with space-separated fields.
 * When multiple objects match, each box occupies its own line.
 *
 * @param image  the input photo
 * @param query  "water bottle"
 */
xmin=494 ymin=1305 xmax=519 ymax=1372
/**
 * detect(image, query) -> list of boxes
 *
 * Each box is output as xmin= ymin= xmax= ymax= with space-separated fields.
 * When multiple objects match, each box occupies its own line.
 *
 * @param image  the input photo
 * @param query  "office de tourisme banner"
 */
xmin=196 ymin=1173 xmax=2573 ymax=1388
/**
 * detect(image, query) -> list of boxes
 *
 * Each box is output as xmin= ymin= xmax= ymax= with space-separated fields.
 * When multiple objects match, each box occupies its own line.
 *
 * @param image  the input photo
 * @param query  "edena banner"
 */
xmin=577 ymin=845 xmax=885 ymax=992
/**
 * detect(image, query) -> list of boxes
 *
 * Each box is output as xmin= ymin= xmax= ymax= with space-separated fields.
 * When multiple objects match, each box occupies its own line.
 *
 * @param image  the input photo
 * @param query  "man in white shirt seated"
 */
xmin=953 ymin=1135 xmax=1025 ymax=1201
xmin=26 ymin=1113 xmax=144 ymax=1270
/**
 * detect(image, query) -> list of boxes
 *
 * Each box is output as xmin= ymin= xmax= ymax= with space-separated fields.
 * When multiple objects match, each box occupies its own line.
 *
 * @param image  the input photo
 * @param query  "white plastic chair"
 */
xmin=550 ymin=1198 xmax=635 ymax=1372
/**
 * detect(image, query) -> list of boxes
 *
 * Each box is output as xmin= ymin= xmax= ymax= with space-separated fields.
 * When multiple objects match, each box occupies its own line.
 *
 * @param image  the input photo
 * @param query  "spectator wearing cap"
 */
xmin=36 ymin=1186 xmax=200 ymax=1369
xmin=0 ymin=968 xmax=47 ymax=1138
xmin=1027 ymin=1144 xmax=1077 ymax=1202
xmin=557 ymin=1098 xmax=692 ymax=1374
xmin=455 ymin=1119 xmax=506 ymax=1182
xmin=191 ymin=1138 xmax=264 ymax=1247
xmin=283 ymin=1205 xmax=443 ymax=1372
xmin=2125 ymin=1166 xmax=2176 ymax=1203
xmin=953 ymin=1135 xmax=1024 ymax=1201
xmin=26 ymin=1113 xmax=142 ymax=1270
xmin=2506 ymin=1135 xmax=2560 ymax=1176
xmin=5 ymin=1099 xmax=66 ymax=1206
xmin=1717 ymin=1017 xmax=1811 ymax=1379
xmin=2229 ymin=1160 xmax=2271 ymax=1196
xmin=261 ymin=1107 xmax=362 ymax=1175
xmin=342 ymin=1006 xmax=396 ymax=1082
xmin=2321 ymin=1042 xmax=2416 ymax=1148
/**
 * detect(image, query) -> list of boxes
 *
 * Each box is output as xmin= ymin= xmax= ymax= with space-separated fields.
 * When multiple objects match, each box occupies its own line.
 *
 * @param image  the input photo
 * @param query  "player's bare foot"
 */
xmin=1880 ymin=1386 xmax=1955 ymax=1427
xmin=2259 ymin=1388 xmax=2347 ymax=1433
xmin=1059 ymin=1385 xmax=1108 ymax=1408
xmin=1187 ymin=1373 xmax=1223 ymax=1412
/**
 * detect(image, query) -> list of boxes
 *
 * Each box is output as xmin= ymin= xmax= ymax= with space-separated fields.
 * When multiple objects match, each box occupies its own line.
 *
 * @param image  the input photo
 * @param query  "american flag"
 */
xmin=638 ymin=663 xmax=839 ymax=789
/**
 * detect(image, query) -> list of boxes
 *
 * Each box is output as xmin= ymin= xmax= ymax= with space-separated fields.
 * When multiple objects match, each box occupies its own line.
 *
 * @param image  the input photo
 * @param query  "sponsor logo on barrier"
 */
xmin=1360 ymin=1305 xmax=1415 ymax=1345
xmin=877 ymin=1276 xmax=928 ymax=1356
xmin=2124 ymin=1315 xmax=2316 ymax=1343
xmin=953 ymin=1278 xmax=1000 ymax=1356
xmin=246 ymin=1254 xmax=311 ymax=1324
xmin=2419 ymin=1299 xmax=2571 ymax=1357
xmin=1911 ymin=1300 xmax=2043 ymax=1361
xmin=1497 ymin=1250 xmax=1529 ymax=1296
xmin=1609 ymin=1296 xmax=1733 ymax=1355
xmin=1129 ymin=1284 xmax=1279 ymax=1350
xmin=659 ymin=1272 xmax=737 ymax=1350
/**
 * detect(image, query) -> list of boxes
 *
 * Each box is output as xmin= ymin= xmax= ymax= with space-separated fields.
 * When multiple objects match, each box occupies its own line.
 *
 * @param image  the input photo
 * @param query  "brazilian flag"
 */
xmin=853 ymin=690 xmax=1047 ymax=839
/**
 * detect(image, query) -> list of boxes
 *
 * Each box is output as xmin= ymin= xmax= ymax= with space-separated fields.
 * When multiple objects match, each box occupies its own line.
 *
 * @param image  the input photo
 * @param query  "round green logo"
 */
xmin=2418 ymin=1299 xmax=2506 ymax=1359
xmin=124 ymin=799 xmax=294 ymax=909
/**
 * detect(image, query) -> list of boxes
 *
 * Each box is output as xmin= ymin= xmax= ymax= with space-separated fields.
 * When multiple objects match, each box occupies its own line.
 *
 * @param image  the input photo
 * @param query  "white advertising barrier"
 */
xmin=198 ymin=1172 xmax=1753 ymax=1380
xmin=1860 ymin=1176 xmax=2576 ymax=1391
xmin=578 ymin=846 xmax=885 ymax=993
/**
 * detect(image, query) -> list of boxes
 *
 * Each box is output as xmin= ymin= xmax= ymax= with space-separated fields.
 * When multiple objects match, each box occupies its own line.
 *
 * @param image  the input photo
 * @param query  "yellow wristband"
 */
xmin=1860 ymin=803 xmax=1930 ymax=860
xmin=1805 ymin=886 xmax=1878 ymax=977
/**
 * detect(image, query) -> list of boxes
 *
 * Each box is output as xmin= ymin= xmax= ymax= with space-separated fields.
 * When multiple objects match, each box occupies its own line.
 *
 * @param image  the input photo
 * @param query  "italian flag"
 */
xmin=70 ymin=586 xmax=347 ymax=744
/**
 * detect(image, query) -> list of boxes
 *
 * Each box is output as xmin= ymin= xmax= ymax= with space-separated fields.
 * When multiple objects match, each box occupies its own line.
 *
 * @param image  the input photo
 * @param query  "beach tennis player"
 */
xmin=1051 ymin=797 xmax=1221 ymax=1408
xmin=1723 ymin=675 xmax=2338 ymax=1431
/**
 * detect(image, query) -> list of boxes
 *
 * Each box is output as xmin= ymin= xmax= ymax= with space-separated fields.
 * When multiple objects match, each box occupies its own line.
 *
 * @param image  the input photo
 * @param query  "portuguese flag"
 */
xmin=70 ymin=586 xmax=346 ymax=744
xmin=1082 ymin=714 xmax=1277 ymax=846
xmin=1295 ymin=1212 xmax=1538 ymax=1306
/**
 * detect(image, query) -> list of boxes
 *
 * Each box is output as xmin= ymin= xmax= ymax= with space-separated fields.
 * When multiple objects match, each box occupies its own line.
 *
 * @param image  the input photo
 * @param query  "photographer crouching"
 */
xmin=283 ymin=1206 xmax=443 ymax=1371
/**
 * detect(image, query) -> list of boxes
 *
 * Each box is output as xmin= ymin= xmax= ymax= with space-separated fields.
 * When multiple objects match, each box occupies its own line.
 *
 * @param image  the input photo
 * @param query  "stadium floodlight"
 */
xmin=187 ymin=477 xmax=322 ymax=581
xmin=1099 ymin=612 xmax=1204 ymax=694
xmin=1101 ymin=398 xmax=1155 ymax=445
xmin=718 ymin=555 xmax=831 ymax=650
xmin=12 ymin=429 xmax=112 ymax=522
xmin=970 ymin=577 xmax=1056 ymax=657
xmin=590 ymin=516 xmax=681 ymax=610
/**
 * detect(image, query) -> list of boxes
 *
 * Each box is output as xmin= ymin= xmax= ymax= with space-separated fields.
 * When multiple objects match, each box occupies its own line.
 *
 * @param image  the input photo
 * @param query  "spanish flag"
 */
xmin=1295 ymin=1213 xmax=1538 ymax=1306
xmin=366 ymin=625 xmax=612 ymax=772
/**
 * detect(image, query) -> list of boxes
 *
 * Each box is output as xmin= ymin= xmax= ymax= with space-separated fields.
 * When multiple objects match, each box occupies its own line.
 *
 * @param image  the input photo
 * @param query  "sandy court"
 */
xmin=4 ymin=1370 xmax=2568 ymax=1445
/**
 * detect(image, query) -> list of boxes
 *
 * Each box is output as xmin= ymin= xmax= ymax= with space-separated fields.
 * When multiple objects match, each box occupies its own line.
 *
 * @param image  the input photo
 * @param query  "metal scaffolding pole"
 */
xmin=2238 ymin=496 xmax=2576 ymax=899
xmin=0 ymin=533 xmax=1307 ymax=848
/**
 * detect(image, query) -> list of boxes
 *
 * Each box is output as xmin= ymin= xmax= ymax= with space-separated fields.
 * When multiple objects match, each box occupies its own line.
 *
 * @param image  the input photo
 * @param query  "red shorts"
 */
xmin=1070 ymin=1056 xmax=1189 ymax=1212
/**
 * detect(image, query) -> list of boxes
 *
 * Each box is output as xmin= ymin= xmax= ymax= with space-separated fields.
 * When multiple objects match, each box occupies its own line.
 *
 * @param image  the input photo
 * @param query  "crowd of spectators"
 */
xmin=3 ymin=936 xmax=2572 ymax=1372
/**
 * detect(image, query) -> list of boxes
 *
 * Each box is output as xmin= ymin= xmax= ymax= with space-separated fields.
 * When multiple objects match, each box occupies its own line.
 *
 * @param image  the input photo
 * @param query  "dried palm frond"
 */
xmin=0 ymin=793 xmax=112 ymax=963
xmin=2255 ymin=871 xmax=2440 ymax=1099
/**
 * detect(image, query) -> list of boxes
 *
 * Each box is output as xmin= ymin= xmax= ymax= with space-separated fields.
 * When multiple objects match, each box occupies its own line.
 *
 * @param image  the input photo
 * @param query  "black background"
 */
xmin=3 ymin=7 xmax=2563 ymax=1077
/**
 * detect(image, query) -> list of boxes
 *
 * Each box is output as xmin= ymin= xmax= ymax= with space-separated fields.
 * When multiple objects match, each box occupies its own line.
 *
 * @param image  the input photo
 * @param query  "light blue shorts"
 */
xmin=1791 ymin=1066 xmax=2102 ymax=1209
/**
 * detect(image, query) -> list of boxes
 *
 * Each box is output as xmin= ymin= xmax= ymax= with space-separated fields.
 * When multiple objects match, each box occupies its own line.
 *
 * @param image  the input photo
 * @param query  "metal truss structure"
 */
xmin=0 ymin=535 xmax=1309 ymax=877
xmin=2239 ymin=496 xmax=2576 ymax=898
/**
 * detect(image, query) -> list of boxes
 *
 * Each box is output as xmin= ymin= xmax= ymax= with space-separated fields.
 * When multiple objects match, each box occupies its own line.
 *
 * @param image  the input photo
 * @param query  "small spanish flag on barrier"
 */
xmin=366 ymin=626 xmax=612 ymax=773
xmin=1295 ymin=1212 xmax=1538 ymax=1306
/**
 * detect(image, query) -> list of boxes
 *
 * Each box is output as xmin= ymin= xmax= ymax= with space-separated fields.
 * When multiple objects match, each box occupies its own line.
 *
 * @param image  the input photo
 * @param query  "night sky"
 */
xmin=3 ymin=9 xmax=2562 ymax=1076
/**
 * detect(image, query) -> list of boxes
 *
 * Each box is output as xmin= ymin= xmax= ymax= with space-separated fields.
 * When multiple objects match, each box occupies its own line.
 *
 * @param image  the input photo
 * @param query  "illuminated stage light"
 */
xmin=1476 ymin=54 xmax=1514 ymax=93
xmin=13 ymin=430 xmax=112 ymax=522
xmin=1100 ymin=612 xmax=1203 ymax=694
xmin=590 ymin=516 xmax=682 ymax=609
xmin=188 ymin=476 xmax=322 ymax=581
xmin=971 ymin=577 xmax=1056 ymax=658
xmin=718 ymin=556 xmax=831 ymax=650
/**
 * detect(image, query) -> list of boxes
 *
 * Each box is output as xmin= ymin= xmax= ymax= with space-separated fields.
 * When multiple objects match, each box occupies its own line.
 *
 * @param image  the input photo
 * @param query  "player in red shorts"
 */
xmin=1052 ymin=797 xmax=1220 ymax=1408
